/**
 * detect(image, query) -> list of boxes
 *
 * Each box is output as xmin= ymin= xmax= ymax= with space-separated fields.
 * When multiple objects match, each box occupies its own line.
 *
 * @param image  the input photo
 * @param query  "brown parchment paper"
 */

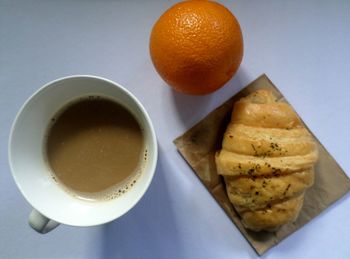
xmin=173 ymin=74 xmax=350 ymax=255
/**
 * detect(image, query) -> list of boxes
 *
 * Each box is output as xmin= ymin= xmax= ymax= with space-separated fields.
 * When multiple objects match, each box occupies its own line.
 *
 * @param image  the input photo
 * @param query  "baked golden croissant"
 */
xmin=215 ymin=89 xmax=318 ymax=231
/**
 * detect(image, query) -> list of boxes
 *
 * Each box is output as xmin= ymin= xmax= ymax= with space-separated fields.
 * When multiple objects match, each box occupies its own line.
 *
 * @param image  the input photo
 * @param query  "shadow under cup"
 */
xmin=9 ymin=76 xmax=158 ymax=226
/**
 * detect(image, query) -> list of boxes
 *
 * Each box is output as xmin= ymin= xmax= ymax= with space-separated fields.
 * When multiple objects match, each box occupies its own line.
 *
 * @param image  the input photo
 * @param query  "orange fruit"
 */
xmin=149 ymin=0 xmax=243 ymax=95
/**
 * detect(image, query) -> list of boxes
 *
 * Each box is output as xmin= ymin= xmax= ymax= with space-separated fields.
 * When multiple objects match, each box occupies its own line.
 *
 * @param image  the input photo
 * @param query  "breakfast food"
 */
xmin=215 ymin=89 xmax=318 ymax=231
xmin=149 ymin=0 xmax=243 ymax=95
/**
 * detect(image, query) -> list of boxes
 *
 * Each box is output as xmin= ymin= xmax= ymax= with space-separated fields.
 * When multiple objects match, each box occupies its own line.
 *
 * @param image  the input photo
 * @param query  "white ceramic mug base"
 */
xmin=9 ymin=75 xmax=157 ymax=233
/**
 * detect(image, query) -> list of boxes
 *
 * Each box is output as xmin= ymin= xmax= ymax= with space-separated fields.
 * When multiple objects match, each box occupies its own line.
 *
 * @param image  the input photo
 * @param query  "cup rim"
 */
xmin=8 ymin=75 xmax=158 ymax=226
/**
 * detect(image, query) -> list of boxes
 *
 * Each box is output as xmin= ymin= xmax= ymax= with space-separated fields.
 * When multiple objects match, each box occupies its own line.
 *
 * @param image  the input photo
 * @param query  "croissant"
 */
xmin=215 ymin=89 xmax=318 ymax=231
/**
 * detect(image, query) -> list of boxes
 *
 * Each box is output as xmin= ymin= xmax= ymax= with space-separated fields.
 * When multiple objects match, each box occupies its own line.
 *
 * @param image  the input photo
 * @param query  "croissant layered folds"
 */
xmin=215 ymin=89 xmax=318 ymax=231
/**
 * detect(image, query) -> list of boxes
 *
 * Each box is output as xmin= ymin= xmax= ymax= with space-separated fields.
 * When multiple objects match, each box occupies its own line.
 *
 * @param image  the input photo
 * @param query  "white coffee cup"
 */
xmin=9 ymin=75 xmax=158 ymax=233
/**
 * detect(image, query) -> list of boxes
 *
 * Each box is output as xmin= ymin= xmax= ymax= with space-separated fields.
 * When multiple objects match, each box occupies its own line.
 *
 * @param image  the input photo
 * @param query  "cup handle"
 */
xmin=29 ymin=209 xmax=60 ymax=234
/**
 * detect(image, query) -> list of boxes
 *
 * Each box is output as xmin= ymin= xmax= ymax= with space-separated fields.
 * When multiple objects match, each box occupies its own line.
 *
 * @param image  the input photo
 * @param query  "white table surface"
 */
xmin=1 ymin=1 xmax=350 ymax=258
